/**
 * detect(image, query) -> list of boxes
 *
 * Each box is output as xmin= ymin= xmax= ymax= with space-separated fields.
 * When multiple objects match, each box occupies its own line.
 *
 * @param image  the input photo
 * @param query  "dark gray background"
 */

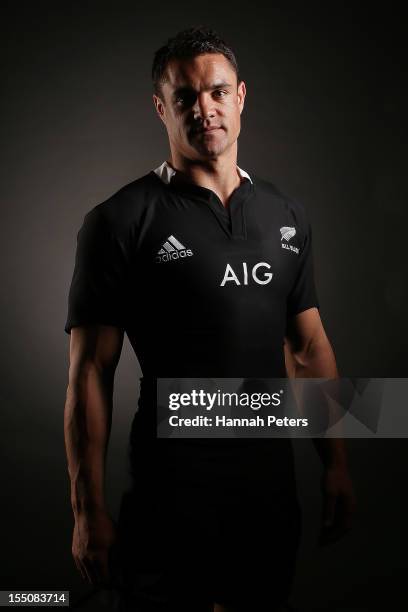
xmin=1 ymin=2 xmax=407 ymax=610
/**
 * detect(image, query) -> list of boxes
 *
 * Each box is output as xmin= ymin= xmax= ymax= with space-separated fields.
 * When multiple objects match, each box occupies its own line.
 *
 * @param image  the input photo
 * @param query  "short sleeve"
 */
xmin=286 ymin=215 xmax=319 ymax=317
xmin=64 ymin=208 xmax=128 ymax=334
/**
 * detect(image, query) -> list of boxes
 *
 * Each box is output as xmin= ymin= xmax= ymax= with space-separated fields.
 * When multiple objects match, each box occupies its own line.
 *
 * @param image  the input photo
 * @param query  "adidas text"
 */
xmin=156 ymin=249 xmax=193 ymax=263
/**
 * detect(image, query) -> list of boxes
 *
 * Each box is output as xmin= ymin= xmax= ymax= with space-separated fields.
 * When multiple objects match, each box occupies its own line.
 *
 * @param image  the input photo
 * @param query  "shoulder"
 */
xmin=252 ymin=174 xmax=312 ymax=231
xmin=82 ymin=171 xmax=160 ymax=234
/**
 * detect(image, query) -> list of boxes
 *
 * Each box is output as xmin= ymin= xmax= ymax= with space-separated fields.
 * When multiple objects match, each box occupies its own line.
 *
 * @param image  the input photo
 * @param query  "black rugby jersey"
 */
xmin=65 ymin=161 xmax=319 ymax=380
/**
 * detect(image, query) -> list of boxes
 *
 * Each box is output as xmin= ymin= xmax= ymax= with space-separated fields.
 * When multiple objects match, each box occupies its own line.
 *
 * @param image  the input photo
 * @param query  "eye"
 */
xmin=174 ymin=92 xmax=196 ymax=107
xmin=213 ymin=90 xmax=227 ymax=98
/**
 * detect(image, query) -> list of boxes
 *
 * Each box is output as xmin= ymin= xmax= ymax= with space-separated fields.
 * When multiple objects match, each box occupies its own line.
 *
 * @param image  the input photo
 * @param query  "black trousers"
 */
xmin=114 ymin=439 xmax=301 ymax=612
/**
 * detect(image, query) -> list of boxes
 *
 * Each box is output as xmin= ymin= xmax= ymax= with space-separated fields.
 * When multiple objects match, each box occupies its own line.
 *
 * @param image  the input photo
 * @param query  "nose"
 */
xmin=192 ymin=92 xmax=215 ymax=121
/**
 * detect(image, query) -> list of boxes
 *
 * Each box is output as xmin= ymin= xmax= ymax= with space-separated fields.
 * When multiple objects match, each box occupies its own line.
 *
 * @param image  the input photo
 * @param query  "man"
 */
xmin=64 ymin=26 xmax=356 ymax=612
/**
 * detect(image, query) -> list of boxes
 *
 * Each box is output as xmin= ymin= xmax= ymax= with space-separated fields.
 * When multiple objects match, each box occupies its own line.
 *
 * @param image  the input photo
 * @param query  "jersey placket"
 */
xmin=206 ymin=180 xmax=253 ymax=240
xmin=173 ymin=180 xmax=252 ymax=240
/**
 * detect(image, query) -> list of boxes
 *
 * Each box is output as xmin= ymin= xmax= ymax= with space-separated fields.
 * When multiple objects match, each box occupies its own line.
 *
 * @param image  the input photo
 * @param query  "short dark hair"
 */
xmin=152 ymin=26 xmax=240 ymax=97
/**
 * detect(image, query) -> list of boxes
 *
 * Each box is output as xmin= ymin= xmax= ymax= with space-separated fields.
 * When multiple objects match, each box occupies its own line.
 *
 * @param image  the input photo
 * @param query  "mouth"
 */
xmin=193 ymin=126 xmax=223 ymax=135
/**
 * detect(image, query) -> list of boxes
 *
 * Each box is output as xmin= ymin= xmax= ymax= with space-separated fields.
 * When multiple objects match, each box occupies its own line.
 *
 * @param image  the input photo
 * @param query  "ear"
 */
xmin=153 ymin=94 xmax=166 ymax=125
xmin=237 ymin=80 xmax=246 ymax=114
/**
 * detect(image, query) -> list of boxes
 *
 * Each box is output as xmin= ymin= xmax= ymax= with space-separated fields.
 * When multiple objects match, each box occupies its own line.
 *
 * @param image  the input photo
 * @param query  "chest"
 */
xmin=135 ymin=197 xmax=302 ymax=298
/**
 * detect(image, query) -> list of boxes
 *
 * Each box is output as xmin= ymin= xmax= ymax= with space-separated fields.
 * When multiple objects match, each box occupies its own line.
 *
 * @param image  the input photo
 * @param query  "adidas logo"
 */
xmin=155 ymin=235 xmax=194 ymax=263
xmin=280 ymin=226 xmax=299 ymax=255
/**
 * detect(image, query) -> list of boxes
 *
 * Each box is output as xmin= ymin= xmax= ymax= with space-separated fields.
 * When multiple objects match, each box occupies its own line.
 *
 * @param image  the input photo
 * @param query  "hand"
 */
xmin=319 ymin=465 xmax=357 ymax=546
xmin=72 ymin=508 xmax=119 ymax=587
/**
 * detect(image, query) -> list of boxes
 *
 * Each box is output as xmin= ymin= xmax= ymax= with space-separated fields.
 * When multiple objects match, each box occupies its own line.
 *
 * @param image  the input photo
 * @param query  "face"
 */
xmin=153 ymin=53 xmax=246 ymax=160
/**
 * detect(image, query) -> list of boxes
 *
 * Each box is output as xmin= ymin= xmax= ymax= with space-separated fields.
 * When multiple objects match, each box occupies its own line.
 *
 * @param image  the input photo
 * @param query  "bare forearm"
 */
xmin=291 ymin=337 xmax=348 ymax=469
xmin=292 ymin=336 xmax=338 ymax=378
xmin=64 ymin=366 xmax=113 ymax=517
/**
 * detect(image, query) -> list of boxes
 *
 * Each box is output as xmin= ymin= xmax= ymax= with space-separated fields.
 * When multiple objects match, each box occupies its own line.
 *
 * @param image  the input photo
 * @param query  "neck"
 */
xmin=168 ymin=145 xmax=242 ymax=207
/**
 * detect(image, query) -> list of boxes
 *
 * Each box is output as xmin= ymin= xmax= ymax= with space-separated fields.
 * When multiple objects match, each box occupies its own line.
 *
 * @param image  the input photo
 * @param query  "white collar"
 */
xmin=153 ymin=160 xmax=253 ymax=185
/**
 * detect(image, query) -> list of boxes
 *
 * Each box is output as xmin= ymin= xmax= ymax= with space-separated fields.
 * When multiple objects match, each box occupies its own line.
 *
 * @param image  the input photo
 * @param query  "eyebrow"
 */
xmin=172 ymin=82 xmax=232 ymax=97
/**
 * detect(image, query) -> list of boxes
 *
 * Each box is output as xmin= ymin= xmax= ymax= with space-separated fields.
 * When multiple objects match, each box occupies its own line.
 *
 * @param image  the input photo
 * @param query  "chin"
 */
xmin=190 ymin=134 xmax=230 ymax=158
xmin=197 ymin=142 xmax=230 ymax=159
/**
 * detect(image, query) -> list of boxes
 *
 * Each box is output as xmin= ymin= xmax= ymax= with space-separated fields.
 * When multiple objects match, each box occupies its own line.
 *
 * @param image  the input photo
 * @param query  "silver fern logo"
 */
xmin=280 ymin=226 xmax=299 ymax=254
xmin=280 ymin=226 xmax=296 ymax=242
